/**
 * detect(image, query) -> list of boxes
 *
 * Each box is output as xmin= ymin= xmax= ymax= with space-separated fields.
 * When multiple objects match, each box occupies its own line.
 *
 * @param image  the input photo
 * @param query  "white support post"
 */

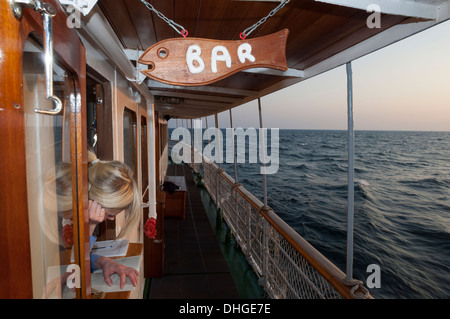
xmin=346 ymin=61 xmax=355 ymax=283
xmin=215 ymin=114 xmax=221 ymax=206
xmin=205 ymin=116 xmax=211 ymax=163
xmin=205 ymin=116 xmax=210 ymax=141
xmin=147 ymin=101 xmax=157 ymax=222
xmin=190 ymin=119 xmax=194 ymax=167
xmin=258 ymin=98 xmax=268 ymax=208
xmin=201 ymin=117 xmax=205 ymax=171
xmin=229 ymin=109 xmax=238 ymax=184
xmin=257 ymin=98 xmax=270 ymax=289
xmin=215 ymin=114 xmax=222 ymax=168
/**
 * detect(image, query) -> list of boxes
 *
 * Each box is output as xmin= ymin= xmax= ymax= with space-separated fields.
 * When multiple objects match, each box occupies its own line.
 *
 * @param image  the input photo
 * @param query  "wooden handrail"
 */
xmin=202 ymin=159 xmax=371 ymax=299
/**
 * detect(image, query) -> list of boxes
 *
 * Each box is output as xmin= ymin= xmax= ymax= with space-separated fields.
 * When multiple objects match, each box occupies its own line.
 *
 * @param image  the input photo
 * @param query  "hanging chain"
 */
xmin=140 ymin=0 xmax=188 ymax=37
xmin=139 ymin=0 xmax=289 ymax=39
xmin=240 ymin=0 xmax=290 ymax=40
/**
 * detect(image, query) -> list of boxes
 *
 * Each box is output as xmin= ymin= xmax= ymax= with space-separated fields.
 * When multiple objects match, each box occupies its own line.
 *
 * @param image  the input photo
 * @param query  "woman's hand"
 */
xmin=94 ymin=256 xmax=139 ymax=289
xmin=88 ymin=200 xmax=106 ymax=236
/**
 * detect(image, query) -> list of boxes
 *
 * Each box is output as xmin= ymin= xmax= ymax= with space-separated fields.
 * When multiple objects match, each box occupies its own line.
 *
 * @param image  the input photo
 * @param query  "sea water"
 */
xmin=172 ymin=129 xmax=450 ymax=299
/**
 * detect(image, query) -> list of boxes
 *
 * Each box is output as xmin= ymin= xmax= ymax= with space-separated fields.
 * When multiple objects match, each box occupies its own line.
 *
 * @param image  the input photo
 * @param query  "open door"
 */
xmin=0 ymin=0 xmax=88 ymax=298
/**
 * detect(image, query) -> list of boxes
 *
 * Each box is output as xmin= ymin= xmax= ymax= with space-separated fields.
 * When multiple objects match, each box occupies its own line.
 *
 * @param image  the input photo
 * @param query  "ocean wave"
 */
xmin=293 ymin=163 xmax=309 ymax=170
xmin=398 ymin=177 xmax=449 ymax=189
xmin=356 ymin=179 xmax=370 ymax=187
xmin=214 ymin=130 xmax=450 ymax=298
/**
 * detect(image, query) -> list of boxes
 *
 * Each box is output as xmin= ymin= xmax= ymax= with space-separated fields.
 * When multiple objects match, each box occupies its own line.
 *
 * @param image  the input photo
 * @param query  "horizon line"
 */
xmin=167 ymin=126 xmax=450 ymax=133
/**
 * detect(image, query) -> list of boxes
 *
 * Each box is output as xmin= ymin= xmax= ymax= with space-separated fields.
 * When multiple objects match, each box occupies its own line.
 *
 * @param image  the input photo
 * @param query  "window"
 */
xmin=141 ymin=116 xmax=149 ymax=195
xmin=23 ymin=38 xmax=78 ymax=299
xmin=123 ymin=107 xmax=137 ymax=177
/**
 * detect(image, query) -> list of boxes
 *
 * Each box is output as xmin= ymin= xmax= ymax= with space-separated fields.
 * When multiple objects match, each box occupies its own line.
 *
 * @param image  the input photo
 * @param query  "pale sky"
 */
xmin=170 ymin=19 xmax=450 ymax=131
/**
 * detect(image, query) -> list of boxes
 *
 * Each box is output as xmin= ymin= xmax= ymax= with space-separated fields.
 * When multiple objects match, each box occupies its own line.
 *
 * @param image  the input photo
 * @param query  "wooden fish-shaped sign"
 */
xmin=138 ymin=29 xmax=289 ymax=86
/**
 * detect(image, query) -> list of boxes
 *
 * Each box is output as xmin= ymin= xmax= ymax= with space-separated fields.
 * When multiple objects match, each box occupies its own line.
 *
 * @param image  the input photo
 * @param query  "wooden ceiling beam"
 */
xmin=155 ymin=100 xmax=229 ymax=109
xmin=242 ymin=67 xmax=304 ymax=77
xmin=155 ymin=105 xmax=226 ymax=118
xmin=146 ymin=80 xmax=258 ymax=97
xmin=150 ymin=90 xmax=242 ymax=103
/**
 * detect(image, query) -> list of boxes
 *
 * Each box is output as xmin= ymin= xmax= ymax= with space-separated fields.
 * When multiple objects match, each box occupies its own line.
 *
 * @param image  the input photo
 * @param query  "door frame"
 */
xmin=0 ymin=0 xmax=88 ymax=298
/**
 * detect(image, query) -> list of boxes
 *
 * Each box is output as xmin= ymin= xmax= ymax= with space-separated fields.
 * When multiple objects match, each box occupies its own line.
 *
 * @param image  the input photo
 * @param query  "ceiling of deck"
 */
xmin=95 ymin=0 xmax=442 ymax=119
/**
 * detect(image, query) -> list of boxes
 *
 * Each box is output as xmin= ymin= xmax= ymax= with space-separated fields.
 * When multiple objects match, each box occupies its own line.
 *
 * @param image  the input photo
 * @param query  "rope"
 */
xmin=351 ymin=282 xmax=370 ymax=299
xmin=140 ymin=0 xmax=188 ymax=37
xmin=257 ymin=205 xmax=270 ymax=214
xmin=232 ymin=183 xmax=242 ymax=190
xmin=240 ymin=0 xmax=290 ymax=39
xmin=345 ymin=278 xmax=370 ymax=299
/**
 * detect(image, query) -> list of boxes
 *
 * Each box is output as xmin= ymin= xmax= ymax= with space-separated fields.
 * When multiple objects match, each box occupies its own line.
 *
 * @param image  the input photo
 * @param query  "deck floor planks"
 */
xmin=148 ymin=164 xmax=240 ymax=299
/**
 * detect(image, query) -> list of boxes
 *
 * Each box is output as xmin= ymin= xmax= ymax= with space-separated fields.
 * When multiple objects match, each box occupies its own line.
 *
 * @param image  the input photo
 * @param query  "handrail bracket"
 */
xmin=10 ymin=0 xmax=63 ymax=115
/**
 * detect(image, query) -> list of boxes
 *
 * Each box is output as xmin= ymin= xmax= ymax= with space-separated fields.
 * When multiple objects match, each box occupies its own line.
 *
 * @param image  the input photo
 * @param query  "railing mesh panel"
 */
xmin=202 ymin=159 xmax=344 ymax=299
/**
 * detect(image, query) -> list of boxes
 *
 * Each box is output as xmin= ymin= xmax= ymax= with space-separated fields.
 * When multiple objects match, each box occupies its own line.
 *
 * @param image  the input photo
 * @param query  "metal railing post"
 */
xmin=229 ymin=109 xmax=238 ymax=184
xmin=215 ymin=114 xmax=221 ymax=206
xmin=201 ymin=117 xmax=205 ymax=173
xmin=190 ymin=119 xmax=194 ymax=167
xmin=346 ymin=61 xmax=355 ymax=283
xmin=258 ymin=98 xmax=268 ymax=208
xmin=257 ymin=98 xmax=269 ymax=289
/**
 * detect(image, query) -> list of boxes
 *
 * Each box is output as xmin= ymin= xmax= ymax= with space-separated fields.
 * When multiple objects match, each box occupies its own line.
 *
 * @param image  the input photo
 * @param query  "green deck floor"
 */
xmin=145 ymin=164 xmax=263 ymax=299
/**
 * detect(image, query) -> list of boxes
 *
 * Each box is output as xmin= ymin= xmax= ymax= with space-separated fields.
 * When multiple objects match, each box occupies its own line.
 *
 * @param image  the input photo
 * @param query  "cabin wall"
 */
xmin=81 ymin=34 xmax=153 ymax=299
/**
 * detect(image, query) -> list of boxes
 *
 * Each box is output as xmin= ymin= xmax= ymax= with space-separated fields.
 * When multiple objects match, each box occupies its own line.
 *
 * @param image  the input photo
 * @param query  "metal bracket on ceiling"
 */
xmin=124 ymin=49 xmax=148 ymax=85
xmin=58 ymin=0 xmax=98 ymax=16
xmin=9 ymin=0 xmax=54 ymax=19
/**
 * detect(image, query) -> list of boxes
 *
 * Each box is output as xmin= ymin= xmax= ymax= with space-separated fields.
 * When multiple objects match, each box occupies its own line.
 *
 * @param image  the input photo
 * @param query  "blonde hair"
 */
xmin=54 ymin=162 xmax=73 ymax=213
xmin=42 ymin=162 xmax=73 ymax=246
xmin=88 ymin=151 xmax=140 ymax=238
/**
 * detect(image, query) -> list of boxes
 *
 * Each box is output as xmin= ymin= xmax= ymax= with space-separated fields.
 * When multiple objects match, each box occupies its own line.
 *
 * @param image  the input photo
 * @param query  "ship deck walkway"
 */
xmin=146 ymin=163 xmax=242 ymax=299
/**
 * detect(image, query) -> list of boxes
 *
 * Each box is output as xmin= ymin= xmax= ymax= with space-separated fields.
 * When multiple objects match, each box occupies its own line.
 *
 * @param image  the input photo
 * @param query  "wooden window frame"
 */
xmin=86 ymin=72 xmax=116 ymax=241
xmin=123 ymin=106 xmax=138 ymax=178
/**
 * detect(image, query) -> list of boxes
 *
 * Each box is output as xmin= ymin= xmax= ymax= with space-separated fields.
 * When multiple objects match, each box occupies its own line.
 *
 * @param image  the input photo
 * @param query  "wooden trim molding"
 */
xmin=0 ymin=0 xmax=88 ymax=298
xmin=0 ymin=0 xmax=33 ymax=299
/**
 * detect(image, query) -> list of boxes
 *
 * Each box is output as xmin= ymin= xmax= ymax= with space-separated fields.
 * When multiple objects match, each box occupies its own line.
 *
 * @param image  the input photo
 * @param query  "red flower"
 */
xmin=144 ymin=217 xmax=157 ymax=239
xmin=61 ymin=224 xmax=74 ymax=249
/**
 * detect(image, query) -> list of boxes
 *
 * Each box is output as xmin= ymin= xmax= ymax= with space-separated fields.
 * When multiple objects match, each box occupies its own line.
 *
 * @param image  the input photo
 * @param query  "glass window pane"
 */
xmin=123 ymin=107 xmax=137 ymax=177
xmin=141 ymin=116 xmax=148 ymax=194
xmin=23 ymin=38 xmax=76 ymax=299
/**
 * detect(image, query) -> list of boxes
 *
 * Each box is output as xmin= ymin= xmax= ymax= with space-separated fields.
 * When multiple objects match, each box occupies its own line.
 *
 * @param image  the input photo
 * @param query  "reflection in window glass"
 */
xmin=23 ymin=38 xmax=76 ymax=299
